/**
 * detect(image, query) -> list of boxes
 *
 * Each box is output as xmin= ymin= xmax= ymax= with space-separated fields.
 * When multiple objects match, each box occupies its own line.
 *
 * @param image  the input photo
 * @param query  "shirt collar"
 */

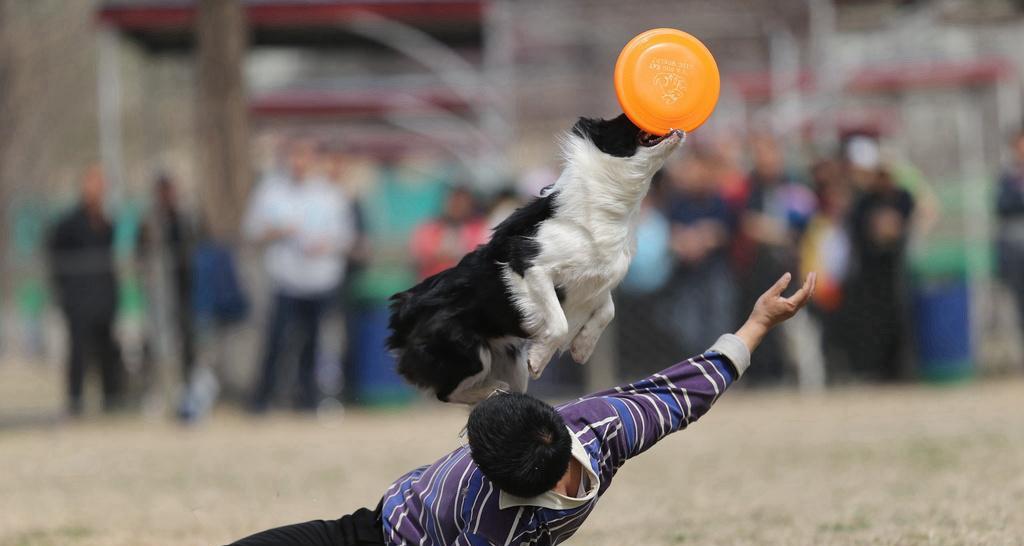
xmin=498 ymin=427 xmax=600 ymax=510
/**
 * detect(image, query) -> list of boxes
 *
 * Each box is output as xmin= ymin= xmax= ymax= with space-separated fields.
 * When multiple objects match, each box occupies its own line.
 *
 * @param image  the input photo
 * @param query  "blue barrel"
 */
xmin=350 ymin=305 xmax=415 ymax=406
xmin=912 ymin=279 xmax=972 ymax=382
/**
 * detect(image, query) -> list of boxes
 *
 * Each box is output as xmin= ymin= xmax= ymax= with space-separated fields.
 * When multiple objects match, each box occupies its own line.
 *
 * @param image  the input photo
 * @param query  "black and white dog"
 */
xmin=387 ymin=114 xmax=684 ymax=403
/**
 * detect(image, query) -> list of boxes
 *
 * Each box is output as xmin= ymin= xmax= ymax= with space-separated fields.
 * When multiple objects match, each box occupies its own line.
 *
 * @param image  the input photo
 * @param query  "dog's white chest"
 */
xmin=537 ymin=213 xmax=636 ymax=295
xmin=558 ymin=252 xmax=629 ymax=301
xmin=558 ymin=253 xmax=627 ymax=326
xmin=535 ymin=218 xmax=633 ymax=333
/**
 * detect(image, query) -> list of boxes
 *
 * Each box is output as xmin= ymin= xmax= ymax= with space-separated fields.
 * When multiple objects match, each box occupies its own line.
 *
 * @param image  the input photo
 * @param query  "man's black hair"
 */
xmin=466 ymin=392 xmax=572 ymax=498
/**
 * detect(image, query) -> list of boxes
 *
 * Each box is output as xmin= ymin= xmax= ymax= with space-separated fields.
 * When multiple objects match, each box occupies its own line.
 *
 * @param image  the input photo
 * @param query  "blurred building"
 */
xmin=20 ymin=0 xmax=1016 ymax=201
xmin=88 ymin=0 xmax=1024 ymax=268
xmin=2 ymin=0 xmax=1024 ymax=404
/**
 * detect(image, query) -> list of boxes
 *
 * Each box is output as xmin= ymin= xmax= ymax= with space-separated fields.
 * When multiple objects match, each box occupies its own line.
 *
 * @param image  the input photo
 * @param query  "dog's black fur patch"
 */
xmin=571 ymin=113 xmax=642 ymax=158
xmin=387 ymin=191 xmax=560 ymax=401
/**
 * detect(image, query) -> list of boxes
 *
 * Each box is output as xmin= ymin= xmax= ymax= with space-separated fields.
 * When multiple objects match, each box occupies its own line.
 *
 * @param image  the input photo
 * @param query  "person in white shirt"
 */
xmin=244 ymin=138 xmax=356 ymax=412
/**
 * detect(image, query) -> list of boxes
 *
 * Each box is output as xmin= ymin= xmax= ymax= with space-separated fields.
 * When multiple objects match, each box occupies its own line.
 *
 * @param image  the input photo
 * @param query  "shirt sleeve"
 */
xmin=583 ymin=334 xmax=750 ymax=469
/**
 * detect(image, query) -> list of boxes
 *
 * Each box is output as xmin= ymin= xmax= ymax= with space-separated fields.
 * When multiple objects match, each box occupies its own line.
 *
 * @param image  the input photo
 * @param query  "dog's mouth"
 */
xmin=638 ymin=130 xmax=681 ymax=147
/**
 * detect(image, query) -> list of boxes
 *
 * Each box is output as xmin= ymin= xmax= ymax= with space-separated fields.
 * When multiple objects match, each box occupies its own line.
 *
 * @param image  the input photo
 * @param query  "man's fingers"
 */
xmin=768 ymin=272 xmax=792 ymax=297
xmin=785 ymin=272 xmax=817 ymax=309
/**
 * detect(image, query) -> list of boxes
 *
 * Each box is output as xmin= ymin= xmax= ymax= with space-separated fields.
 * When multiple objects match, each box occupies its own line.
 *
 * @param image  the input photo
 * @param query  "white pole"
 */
xmin=97 ymin=27 xmax=126 ymax=206
xmin=996 ymin=76 xmax=1023 ymax=165
xmin=341 ymin=11 xmax=509 ymax=186
xmin=808 ymin=0 xmax=839 ymax=150
xmin=480 ymin=0 xmax=516 ymax=189
xmin=768 ymin=22 xmax=802 ymax=139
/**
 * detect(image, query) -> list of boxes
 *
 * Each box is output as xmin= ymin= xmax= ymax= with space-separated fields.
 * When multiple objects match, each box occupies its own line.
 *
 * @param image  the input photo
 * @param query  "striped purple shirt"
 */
xmin=380 ymin=334 xmax=751 ymax=546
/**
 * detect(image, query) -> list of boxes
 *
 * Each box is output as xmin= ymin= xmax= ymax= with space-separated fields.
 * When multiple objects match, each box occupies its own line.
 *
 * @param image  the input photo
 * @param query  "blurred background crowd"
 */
xmin=2 ymin=0 xmax=1024 ymax=423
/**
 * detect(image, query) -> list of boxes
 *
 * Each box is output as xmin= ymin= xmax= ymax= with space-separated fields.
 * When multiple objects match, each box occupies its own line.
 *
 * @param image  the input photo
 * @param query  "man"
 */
xmin=149 ymin=173 xmax=203 ymax=420
xmin=800 ymin=160 xmax=852 ymax=383
xmin=664 ymin=151 xmax=735 ymax=357
xmin=244 ymin=138 xmax=356 ymax=412
xmin=48 ymin=164 xmax=124 ymax=416
xmin=736 ymin=135 xmax=816 ymax=385
xmin=409 ymin=186 xmax=489 ymax=280
xmin=617 ymin=171 xmax=676 ymax=378
xmin=844 ymin=164 xmax=915 ymax=382
xmin=996 ymin=129 xmax=1024 ymax=329
xmin=323 ymin=146 xmax=371 ymax=403
xmin=227 ymin=271 xmax=816 ymax=546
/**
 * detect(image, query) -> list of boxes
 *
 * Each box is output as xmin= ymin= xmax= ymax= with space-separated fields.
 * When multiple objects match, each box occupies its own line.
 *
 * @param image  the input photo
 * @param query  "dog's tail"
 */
xmin=394 ymin=313 xmax=487 ymax=402
xmin=386 ymin=272 xmax=455 ymax=351
xmin=386 ymin=289 xmax=416 ymax=352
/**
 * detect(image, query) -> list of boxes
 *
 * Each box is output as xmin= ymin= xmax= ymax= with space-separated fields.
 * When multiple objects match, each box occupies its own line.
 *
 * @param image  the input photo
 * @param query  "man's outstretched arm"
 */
xmin=565 ymin=272 xmax=816 ymax=468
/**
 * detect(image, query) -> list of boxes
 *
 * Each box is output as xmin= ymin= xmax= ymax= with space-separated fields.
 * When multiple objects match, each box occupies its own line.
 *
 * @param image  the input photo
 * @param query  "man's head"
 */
xmin=810 ymin=159 xmax=850 ymax=217
xmin=81 ymin=163 xmax=106 ymax=213
xmin=665 ymin=151 xmax=711 ymax=196
xmin=442 ymin=186 xmax=476 ymax=223
xmin=285 ymin=138 xmax=318 ymax=181
xmin=1013 ymin=128 xmax=1024 ymax=164
xmin=466 ymin=392 xmax=572 ymax=498
xmin=324 ymin=147 xmax=349 ymax=183
xmin=751 ymin=133 xmax=784 ymax=178
xmin=155 ymin=173 xmax=177 ymax=207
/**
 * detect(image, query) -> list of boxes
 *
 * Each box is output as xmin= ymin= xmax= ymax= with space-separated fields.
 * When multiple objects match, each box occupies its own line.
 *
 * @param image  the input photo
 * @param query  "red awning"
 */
xmin=730 ymin=58 xmax=1014 ymax=101
xmin=98 ymin=0 xmax=483 ymax=30
xmin=251 ymin=86 xmax=476 ymax=117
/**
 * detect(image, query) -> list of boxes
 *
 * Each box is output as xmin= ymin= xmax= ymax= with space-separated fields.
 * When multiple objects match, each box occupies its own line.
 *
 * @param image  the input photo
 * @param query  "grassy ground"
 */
xmin=1 ymin=367 xmax=1023 ymax=546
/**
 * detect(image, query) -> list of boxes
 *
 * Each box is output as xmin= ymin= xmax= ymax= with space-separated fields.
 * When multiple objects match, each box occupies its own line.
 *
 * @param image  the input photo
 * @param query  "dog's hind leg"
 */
xmin=489 ymin=339 xmax=529 ymax=394
xmin=570 ymin=293 xmax=615 ymax=364
xmin=448 ymin=381 xmax=511 ymax=404
xmin=446 ymin=345 xmax=512 ymax=404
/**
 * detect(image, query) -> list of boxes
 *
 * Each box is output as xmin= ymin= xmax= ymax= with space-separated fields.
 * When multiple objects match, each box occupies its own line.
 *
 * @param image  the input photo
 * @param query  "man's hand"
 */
xmin=735 ymin=272 xmax=816 ymax=354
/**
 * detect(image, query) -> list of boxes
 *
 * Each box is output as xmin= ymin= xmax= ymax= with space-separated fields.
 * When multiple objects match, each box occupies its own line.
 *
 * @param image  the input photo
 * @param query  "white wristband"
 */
xmin=708 ymin=333 xmax=751 ymax=377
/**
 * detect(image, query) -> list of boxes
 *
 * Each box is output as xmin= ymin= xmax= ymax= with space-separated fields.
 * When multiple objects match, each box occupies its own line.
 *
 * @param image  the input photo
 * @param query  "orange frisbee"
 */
xmin=614 ymin=28 xmax=720 ymax=135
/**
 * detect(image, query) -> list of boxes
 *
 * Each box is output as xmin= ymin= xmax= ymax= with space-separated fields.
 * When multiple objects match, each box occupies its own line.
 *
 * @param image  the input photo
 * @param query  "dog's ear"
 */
xmin=570 ymin=116 xmax=601 ymax=140
xmin=570 ymin=114 xmax=641 ymax=158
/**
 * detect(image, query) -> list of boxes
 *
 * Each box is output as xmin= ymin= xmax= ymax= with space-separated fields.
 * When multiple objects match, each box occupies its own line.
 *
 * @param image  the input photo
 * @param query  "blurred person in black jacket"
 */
xmin=736 ymin=135 xmax=816 ymax=385
xmin=48 ymin=164 xmax=125 ymax=416
xmin=149 ymin=173 xmax=204 ymax=420
xmin=664 ymin=151 xmax=736 ymax=357
xmin=843 ymin=140 xmax=915 ymax=382
xmin=996 ymin=129 xmax=1024 ymax=329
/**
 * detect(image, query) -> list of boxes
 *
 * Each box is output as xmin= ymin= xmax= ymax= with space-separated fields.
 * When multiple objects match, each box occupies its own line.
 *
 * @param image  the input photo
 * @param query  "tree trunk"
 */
xmin=0 ymin=0 xmax=13 ymax=282
xmin=195 ymin=0 xmax=250 ymax=242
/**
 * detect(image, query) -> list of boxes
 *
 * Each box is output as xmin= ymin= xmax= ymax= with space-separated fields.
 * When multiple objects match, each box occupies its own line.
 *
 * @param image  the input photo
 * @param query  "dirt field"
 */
xmin=2 ymin=374 xmax=1023 ymax=546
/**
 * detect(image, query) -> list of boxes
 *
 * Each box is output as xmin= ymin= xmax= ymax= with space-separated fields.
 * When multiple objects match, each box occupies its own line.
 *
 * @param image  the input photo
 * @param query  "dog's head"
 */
xmin=567 ymin=114 xmax=683 ymax=180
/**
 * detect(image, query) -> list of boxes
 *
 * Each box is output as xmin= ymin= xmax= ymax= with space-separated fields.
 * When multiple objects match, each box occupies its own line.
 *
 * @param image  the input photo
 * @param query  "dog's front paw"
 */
xmin=527 ymin=345 xmax=553 ymax=379
xmin=528 ymin=340 xmax=561 ymax=379
xmin=570 ymin=331 xmax=600 ymax=364
xmin=528 ymin=358 xmax=544 ymax=380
